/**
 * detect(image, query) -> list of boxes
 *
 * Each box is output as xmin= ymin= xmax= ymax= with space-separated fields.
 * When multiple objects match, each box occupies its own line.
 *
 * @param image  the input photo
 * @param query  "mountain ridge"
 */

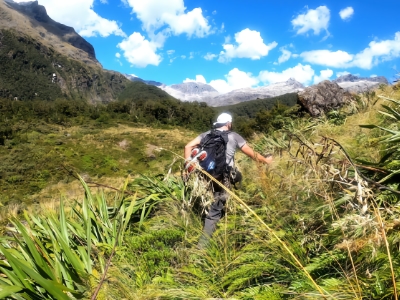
xmin=0 ymin=0 xmax=100 ymax=67
xmin=0 ymin=0 xmax=147 ymax=103
xmin=333 ymin=74 xmax=388 ymax=83
xmin=0 ymin=0 xmax=391 ymax=106
xmin=124 ymin=74 xmax=163 ymax=87
xmin=129 ymin=74 xmax=390 ymax=107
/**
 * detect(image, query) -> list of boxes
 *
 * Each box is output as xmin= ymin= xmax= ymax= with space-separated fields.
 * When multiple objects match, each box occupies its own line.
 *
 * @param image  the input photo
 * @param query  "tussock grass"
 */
xmin=2 ymin=86 xmax=400 ymax=298
xmin=0 ymin=203 xmax=21 ymax=224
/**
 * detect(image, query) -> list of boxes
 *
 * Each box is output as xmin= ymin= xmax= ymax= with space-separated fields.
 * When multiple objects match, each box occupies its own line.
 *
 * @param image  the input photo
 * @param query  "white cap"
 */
xmin=213 ymin=113 xmax=232 ymax=126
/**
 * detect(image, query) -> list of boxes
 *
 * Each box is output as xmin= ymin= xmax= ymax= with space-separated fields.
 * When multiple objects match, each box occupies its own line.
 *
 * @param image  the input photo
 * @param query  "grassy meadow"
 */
xmin=0 ymin=84 xmax=400 ymax=299
xmin=0 ymin=120 xmax=197 ymax=221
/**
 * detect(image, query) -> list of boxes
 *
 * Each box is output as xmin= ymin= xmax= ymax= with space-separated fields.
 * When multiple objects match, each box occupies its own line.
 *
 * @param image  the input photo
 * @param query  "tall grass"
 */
xmin=0 ymin=176 xmax=164 ymax=299
xmin=1 ymin=87 xmax=400 ymax=299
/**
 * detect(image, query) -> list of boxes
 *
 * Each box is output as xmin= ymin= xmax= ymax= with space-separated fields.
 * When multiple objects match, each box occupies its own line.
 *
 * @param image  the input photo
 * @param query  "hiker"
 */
xmin=184 ymin=113 xmax=273 ymax=247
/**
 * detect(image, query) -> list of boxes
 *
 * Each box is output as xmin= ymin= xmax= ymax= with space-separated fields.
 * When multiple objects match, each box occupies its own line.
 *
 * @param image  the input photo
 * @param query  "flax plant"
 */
xmin=0 ymin=176 xmax=161 ymax=299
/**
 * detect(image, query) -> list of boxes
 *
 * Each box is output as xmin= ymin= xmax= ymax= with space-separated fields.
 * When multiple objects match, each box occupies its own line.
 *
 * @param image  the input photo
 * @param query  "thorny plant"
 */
xmin=286 ymin=134 xmax=394 ymax=214
xmin=286 ymin=133 xmax=398 ymax=299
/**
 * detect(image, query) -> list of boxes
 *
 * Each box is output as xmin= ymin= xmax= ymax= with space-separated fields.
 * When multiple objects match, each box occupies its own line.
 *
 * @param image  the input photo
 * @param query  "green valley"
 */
xmin=1 ymin=0 xmax=400 ymax=298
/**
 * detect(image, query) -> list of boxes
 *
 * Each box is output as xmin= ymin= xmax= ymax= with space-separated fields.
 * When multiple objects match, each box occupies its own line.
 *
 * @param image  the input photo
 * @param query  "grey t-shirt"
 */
xmin=197 ymin=130 xmax=246 ymax=167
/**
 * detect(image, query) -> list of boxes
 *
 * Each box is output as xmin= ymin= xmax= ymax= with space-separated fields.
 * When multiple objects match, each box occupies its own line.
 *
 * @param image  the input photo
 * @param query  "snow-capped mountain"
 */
xmin=209 ymin=78 xmax=304 ymax=106
xmin=334 ymin=74 xmax=389 ymax=93
xmin=157 ymin=78 xmax=304 ymax=107
xmin=125 ymin=74 xmax=390 ymax=107
xmin=158 ymin=82 xmax=220 ymax=102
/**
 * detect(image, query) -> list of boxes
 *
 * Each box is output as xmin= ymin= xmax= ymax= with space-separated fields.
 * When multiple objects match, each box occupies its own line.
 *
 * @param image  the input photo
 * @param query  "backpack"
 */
xmin=197 ymin=129 xmax=230 ymax=180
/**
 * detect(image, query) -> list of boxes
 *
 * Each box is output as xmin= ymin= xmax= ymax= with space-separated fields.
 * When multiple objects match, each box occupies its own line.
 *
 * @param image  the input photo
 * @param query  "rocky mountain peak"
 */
xmin=334 ymin=74 xmax=389 ymax=84
xmin=158 ymin=81 xmax=219 ymax=102
xmin=333 ymin=74 xmax=389 ymax=93
xmin=285 ymin=77 xmax=305 ymax=88
xmin=131 ymin=72 xmax=389 ymax=107
xmin=1 ymin=0 xmax=99 ymax=66
xmin=10 ymin=1 xmax=52 ymax=24
xmin=170 ymin=81 xmax=218 ymax=94
xmin=5 ymin=0 xmax=32 ymax=5
xmin=334 ymin=74 xmax=359 ymax=83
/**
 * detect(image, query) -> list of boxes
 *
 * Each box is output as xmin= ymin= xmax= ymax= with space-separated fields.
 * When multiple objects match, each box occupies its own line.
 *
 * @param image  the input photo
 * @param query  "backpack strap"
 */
xmin=200 ymin=129 xmax=230 ymax=148
xmin=213 ymin=129 xmax=230 ymax=143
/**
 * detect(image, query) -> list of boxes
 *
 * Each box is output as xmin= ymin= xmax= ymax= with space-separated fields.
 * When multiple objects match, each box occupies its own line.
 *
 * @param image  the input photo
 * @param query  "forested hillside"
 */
xmin=0 ymin=93 xmax=217 ymax=203
xmin=216 ymin=92 xmax=299 ymax=118
xmin=0 ymin=29 xmax=130 ymax=102
xmin=0 ymin=87 xmax=308 ymax=204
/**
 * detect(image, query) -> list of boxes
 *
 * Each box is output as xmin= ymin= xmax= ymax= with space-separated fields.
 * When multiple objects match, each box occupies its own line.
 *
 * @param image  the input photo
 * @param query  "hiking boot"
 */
xmin=198 ymin=150 xmax=207 ymax=161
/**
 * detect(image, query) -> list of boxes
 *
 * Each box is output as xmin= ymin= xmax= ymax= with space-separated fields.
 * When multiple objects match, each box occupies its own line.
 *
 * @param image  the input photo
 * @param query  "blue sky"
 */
xmin=14 ymin=0 xmax=400 ymax=93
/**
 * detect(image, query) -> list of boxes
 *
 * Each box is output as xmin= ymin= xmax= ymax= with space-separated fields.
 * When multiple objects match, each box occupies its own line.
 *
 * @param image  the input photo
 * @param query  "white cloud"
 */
xmin=167 ymin=50 xmax=175 ymax=55
xmin=218 ymin=28 xmax=277 ymax=63
xmin=208 ymin=80 xmax=232 ymax=94
xmin=301 ymin=32 xmax=400 ymax=69
xmin=117 ymin=32 xmax=162 ymax=67
xmin=209 ymin=68 xmax=259 ymax=93
xmin=115 ymin=53 xmax=121 ymax=58
xmin=204 ymin=53 xmax=217 ymax=60
xmin=165 ymin=8 xmax=212 ymax=37
xmin=370 ymin=74 xmax=377 ymax=78
xmin=78 ymin=12 xmax=126 ymax=37
xmin=124 ymin=0 xmax=211 ymax=38
xmin=196 ymin=65 xmax=325 ymax=93
xmin=225 ymin=68 xmax=259 ymax=88
xmin=219 ymin=23 xmax=225 ymax=34
xmin=183 ymin=72 xmax=259 ymax=94
xmin=339 ymin=7 xmax=354 ymax=20
xmin=11 ymin=0 xmax=126 ymax=38
xmin=258 ymin=63 xmax=315 ymax=86
xmin=183 ymin=75 xmax=207 ymax=84
xmin=118 ymin=1 xmax=213 ymax=68
xmin=275 ymin=47 xmax=292 ymax=64
xmin=300 ymin=50 xmax=353 ymax=67
xmin=181 ymin=55 xmax=187 ymax=59
xmin=313 ymin=69 xmax=333 ymax=84
xmin=292 ymin=6 xmax=330 ymax=36
xmin=336 ymin=71 xmax=350 ymax=77
xmin=351 ymin=32 xmax=400 ymax=69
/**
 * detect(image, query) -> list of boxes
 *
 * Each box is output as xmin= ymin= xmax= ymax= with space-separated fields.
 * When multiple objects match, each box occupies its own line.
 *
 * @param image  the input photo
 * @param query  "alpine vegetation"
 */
xmin=0 ymin=83 xmax=400 ymax=299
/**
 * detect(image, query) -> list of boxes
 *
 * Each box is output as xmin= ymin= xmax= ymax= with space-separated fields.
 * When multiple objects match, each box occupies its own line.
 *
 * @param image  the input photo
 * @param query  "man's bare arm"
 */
xmin=184 ymin=137 xmax=201 ymax=160
xmin=240 ymin=144 xmax=273 ymax=164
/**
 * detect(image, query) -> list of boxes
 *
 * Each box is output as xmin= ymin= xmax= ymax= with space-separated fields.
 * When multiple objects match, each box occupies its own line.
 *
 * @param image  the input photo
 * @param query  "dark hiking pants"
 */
xmin=198 ymin=178 xmax=230 ymax=248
